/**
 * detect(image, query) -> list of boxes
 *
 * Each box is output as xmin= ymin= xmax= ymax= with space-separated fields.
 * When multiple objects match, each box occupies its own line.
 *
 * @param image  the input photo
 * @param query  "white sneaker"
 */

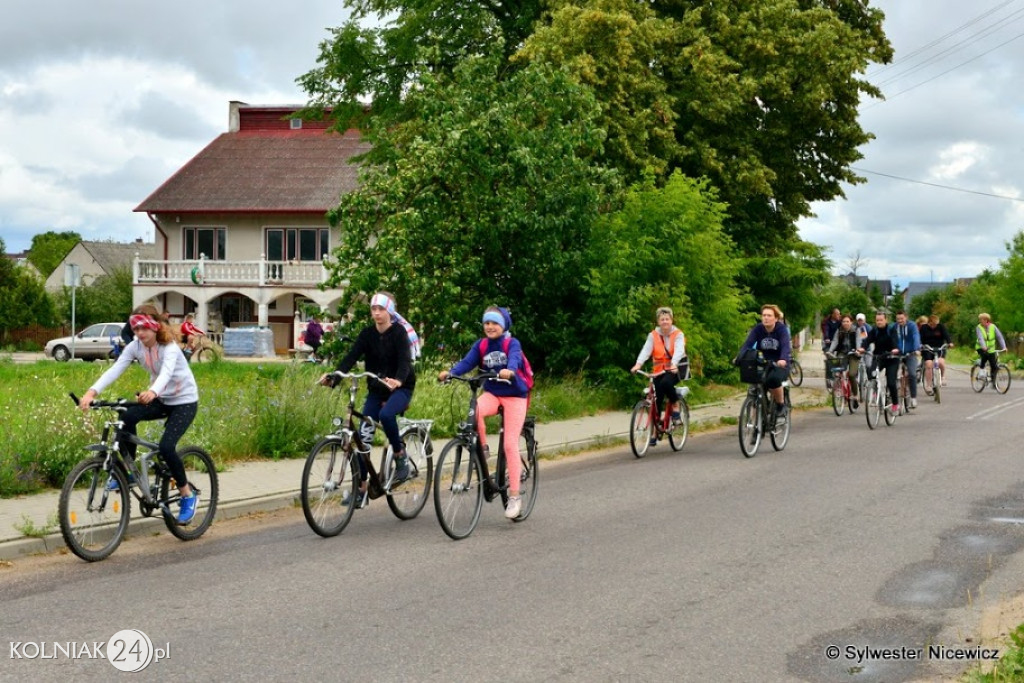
xmin=910 ymin=398 xmax=917 ymax=408
xmin=504 ymin=495 xmax=522 ymax=520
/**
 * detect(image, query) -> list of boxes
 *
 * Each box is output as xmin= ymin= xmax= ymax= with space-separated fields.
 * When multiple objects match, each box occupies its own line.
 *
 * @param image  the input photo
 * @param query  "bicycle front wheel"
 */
xmin=884 ymin=392 xmax=897 ymax=425
xmin=866 ymin=381 xmax=881 ymax=430
xmin=162 ymin=447 xmax=219 ymax=541
xmin=513 ymin=422 xmax=539 ymax=522
xmin=301 ymin=437 xmax=357 ymax=537
xmin=59 ymin=457 xmax=130 ymax=562
xmin=831 ymin=378 xmax=846 ymax=416
xmin=629 ymin=400 xmax=654 ymax=458
xmin=970 ymin=365 xmax=986 ymax=393
xmin=433 ymin=439 xmax=483 ymax=540
xmin=995 ymin=364 xmax=1012 ymax=394
xmin=933 ymin=367 xmax=941 ymax=403
xmin=771 ymin=393 xmax=792 ymax=451
xmin=668 ymin=401 xmax=690 ymax=452
xmin=738 ymin=396 xmax=762 ymax=458
xmin=789 ymin=361 xmax=803 ymax=387
xmin=386 ymin=425 xmax=433 ymax=520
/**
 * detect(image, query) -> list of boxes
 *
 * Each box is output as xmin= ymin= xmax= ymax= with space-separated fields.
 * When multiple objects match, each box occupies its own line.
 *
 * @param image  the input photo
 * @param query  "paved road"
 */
xmin=2 ymin=375 xmax=1022 ymax=682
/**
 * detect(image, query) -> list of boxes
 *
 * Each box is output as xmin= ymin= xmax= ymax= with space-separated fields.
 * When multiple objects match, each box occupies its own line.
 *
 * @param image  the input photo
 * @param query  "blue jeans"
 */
xmin=361 ymin=389 xmax=413 ymax=455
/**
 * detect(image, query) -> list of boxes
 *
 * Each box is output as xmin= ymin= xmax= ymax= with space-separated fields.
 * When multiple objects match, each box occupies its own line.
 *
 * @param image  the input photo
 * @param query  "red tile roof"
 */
xmin=135 ymin=127 xmax=370 ymax=214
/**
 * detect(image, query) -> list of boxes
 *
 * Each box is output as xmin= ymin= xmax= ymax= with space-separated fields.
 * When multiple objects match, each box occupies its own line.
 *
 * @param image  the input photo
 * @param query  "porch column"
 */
xmin=196 ymin=299 xmax=210 ymax=333
xmin=258 ymin=303 xmax=269 ymax=328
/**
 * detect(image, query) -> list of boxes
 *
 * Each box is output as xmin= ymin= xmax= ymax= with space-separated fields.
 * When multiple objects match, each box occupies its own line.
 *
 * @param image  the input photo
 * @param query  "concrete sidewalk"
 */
xmin=0 ymin=350 xmax=828 ymax=561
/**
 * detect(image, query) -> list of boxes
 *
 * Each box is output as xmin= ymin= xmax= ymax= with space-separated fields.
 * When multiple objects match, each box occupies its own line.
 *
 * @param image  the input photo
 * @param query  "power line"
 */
xmin=852 ymin=167 xmax=1024 ymax=202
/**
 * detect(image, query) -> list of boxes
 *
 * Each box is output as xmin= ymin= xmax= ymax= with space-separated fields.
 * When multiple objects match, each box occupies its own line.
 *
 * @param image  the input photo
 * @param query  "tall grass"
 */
xmin=0 ymin=358 xmax=621 ymax=496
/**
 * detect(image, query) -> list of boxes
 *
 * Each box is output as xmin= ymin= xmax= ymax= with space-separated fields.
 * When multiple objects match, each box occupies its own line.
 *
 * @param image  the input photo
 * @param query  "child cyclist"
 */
xmin=438 ymin=306 xmax=530 ymax=520
xmin=78 ymin=304 xmax=200 ymax=525
xmin=321 ymin=292 xmax=417 ymax=509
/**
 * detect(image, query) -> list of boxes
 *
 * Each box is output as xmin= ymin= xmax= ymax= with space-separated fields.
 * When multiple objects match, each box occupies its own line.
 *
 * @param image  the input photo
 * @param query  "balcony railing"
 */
xmin=134 ymin=256 xmax=329 ymax=288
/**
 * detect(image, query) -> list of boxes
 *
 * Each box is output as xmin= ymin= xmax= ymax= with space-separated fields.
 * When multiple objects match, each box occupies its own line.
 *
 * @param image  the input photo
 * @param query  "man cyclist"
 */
xmin=975 ymin=313 xmax=1007 ymax=380
xmin=893 ymin=311 xmax=921 ymax=408
xmin=827 ymin=314 xmax=861 ymax=409
xmin=858 ymin=311 xmax=900 ymax=415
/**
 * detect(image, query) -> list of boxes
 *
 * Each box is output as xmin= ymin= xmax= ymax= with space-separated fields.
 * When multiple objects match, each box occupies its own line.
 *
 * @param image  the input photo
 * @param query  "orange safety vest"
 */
xmin=650 ymin=328 xmax=684 ymax=374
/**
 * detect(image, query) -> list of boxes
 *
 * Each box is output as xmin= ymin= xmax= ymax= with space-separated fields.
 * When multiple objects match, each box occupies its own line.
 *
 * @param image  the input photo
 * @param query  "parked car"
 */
xmin=45 ymin=323 xmax=125 ymax=362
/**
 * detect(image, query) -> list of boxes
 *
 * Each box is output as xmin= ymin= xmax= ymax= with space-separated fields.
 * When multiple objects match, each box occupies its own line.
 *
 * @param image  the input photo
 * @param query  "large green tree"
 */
xmin=322 ymin=52 xmax=617 ymax=370
xmin=990 ymin=230 xmax=1024 ymax=334
xmin=27 ymin=231 xmax=81 ymax=278
xmin=0 ymin=237 xmax=58 ymax=337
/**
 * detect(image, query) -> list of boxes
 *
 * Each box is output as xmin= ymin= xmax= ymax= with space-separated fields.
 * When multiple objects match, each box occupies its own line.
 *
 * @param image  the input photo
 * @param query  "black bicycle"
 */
xmin=59 ymin=394 xmax=218 ymax=562
xmin=301 ymin=371 xmax=434 ymax=537
xmin=737 ymin=357 xmax=792 ymax=458
xmin=433 ymin=373 xmax=538 ymax=540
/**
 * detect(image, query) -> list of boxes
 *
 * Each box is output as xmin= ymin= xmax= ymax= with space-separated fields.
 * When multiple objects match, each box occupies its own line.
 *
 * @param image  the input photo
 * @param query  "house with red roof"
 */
xmin=133 ymin=101 xmax=369 ymax=353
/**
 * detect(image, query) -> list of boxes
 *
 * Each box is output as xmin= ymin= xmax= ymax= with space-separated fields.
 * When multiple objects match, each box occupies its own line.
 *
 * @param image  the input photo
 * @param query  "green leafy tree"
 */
xmin=0 ymin=238 xmax=58 ymax=337
xmin=323 ymin=52 xmax=617 ymax=371
xmin=584 ymin=171 xmax=747 ymax=383
xmin=27 ymin=231 xmax=81 ymax=278
xmin=817 ymin=278 xmax=872 ymax=322
xmin=741 ymin=240 xmax=831 ymax=334
xmin=907 ymin=285 xmax=951 ymax=321
xmin=990 ymin=230 xmax=1024 ymax=334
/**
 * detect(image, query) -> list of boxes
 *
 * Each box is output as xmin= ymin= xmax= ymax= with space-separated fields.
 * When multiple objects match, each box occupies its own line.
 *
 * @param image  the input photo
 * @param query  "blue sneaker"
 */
xmin=648 ymin=437 xmax=658 ymax=447
xmin=177 ymin=493 xmax=199 ymax=525
xmin=106 ymin=474 xmax=136 ymax=491
xmin=343 ymin=489 xmax=368 ymax=509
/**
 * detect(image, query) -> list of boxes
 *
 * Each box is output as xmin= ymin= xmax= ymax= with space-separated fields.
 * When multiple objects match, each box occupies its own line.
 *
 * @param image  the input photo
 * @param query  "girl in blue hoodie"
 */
xmin=438 ymin=306 xmax=530 ymax=520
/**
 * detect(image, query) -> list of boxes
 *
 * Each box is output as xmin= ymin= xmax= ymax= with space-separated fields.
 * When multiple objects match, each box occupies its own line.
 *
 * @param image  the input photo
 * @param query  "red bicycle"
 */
xmin=826 ymin=351 xmax=859 ymax=416
xmin=629 ymin=370 xmax=690 ymax=458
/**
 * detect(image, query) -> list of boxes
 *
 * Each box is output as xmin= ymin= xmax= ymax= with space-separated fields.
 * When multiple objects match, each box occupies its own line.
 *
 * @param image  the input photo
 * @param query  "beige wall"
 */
xmin=151 ymin=213 xmax=338 ymax=261
xmin=45 ymin=243 xmax=106 ymax=292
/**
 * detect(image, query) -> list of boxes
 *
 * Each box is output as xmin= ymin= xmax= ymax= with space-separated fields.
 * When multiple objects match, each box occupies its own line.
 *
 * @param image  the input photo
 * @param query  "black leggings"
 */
xmin=978 ymin=349 xmax=999 ymax=376
xmin=119 ymin=401 xmax=198 ymax=488
xmin=654 ymin=371 xmax=681 ymax=413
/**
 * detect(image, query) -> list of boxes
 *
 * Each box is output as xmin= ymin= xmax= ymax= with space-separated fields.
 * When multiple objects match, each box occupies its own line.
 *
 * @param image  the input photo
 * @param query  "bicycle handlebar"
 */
xmin=69 ymin=393 xmax=142 ymax=410
xmin=440 ymin=372 xmax=511 ymax=386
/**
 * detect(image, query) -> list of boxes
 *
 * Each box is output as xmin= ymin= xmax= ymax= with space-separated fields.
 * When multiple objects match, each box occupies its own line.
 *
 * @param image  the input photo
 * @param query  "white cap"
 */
xmin=856 ymin=313 xmax=866 ymax=321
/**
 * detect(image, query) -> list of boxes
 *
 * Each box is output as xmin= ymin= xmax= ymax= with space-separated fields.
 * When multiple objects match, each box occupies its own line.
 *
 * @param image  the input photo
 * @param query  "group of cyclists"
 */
xmin=75 ymin=290 xmax=1010 ymax=528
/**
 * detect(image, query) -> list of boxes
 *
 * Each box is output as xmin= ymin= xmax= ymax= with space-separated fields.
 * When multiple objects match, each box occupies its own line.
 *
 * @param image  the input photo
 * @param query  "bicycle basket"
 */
xmin=739 ymin=359 xmax=764 ymax=384
xmin=825 ymin=357 xmax=844 ymax=375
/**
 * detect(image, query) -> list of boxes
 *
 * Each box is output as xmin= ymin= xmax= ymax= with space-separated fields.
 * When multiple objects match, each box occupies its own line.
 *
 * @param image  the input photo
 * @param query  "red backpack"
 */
xmin=478 ymin=337 xmax=535 ymax=392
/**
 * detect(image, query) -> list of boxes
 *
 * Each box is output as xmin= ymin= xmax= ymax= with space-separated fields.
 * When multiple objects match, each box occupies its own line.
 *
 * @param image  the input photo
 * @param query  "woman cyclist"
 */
xmin=438 ymin=306 xmax=530 ymax=520
xmin=630 ymin=307 xmax=687 ymax=440
xmin=78 ymin=304 xmax=200 ymax=525
xmin=975 ymin=313 xmax=1007 ymax=380
xmin=827 ymin=314 xmax=861 ymax=409
xmin=737 ymin=305 xmax=791 ymax=418
xmin=920 ymin=314 xmax=952 ymax=388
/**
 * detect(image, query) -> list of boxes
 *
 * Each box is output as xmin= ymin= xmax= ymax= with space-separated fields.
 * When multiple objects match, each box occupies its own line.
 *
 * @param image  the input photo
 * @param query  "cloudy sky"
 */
xmin=2 ymin=1 xmax=1023 ymax=289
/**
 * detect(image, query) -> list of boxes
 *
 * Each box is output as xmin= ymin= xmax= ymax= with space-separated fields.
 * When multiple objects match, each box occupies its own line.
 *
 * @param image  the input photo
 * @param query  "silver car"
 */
xmin=45 ymin=323 xmax=125 ymax=361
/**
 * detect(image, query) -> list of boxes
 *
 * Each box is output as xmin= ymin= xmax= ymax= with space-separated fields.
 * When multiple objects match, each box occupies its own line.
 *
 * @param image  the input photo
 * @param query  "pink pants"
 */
xmin=476 ymin=393 xmax=528 ymax=494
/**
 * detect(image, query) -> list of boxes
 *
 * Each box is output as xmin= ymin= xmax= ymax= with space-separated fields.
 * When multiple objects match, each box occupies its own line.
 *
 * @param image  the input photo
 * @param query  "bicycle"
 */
xmin=920 ymin=344 xmax=949 ymax=403
xmin=433 ymin=373 xmax=538 ymax=540
xmin=971 ymin=348 xmax=1011 ymax=394
xmin=826 ymin=352 xmax=859 ymax=416
xmin=628 ymin=370 xmax=690 ymax=458
xmin=862 ymin=357 xmax=889 ymax=430
xmin=300 ymin=371 xmax=434 ymax=537
xmin=788 ymin=358 xmax=804 ymax=387
xmin=737 ymin=356 xmax=792 ymax=458
xmin=896 ymin=353 xmax=912 ymax=417
xmin=59 ymin=394 xmax=218 ymax=562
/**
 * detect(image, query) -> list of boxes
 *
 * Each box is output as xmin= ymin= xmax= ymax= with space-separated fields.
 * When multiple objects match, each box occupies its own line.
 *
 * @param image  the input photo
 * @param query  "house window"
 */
xmin=184 ymin=227 xmax=226 ymax=260
xmin=266 ymin=228 xmax=330 ymax=261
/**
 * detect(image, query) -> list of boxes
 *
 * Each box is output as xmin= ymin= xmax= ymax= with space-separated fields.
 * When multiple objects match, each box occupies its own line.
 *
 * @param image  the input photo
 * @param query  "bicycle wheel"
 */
xmin=513 ymin=421 xmax=539 ymax=522
xmin=59 ymin=457 xmax=130 ymax=562
xmin=738 ymin=395 xmax=762 ymax=458
xmin=995 ymin=364 xmax=1012 ymax=394
xmin=771 ymin=391 xmax=791 ymax=451
xmin=162 ymin=447 xmax=219 ymax=540
xmin=629 ymin=400 xmax=654 ymax=458
xmin=789 ymin=360 xmax=803 ymax=387
xmin=831 ymin=377 xmax=846 ymax=416
xmin=668 ymin=400 xmax=690 ymax=452
xmin=433 ymin=439 xmax=483 ymax=540
xmin=884 ymin=384 xmax=897 ymax=425
xmin=386 ymin=425 xmax=433 ymax=520
xmin=932 ymin=366 xmax=941 ymax=403
xmin=866 ymin=381 xmax=881 ymax=430
xmin=301 ymin=437 xmax=357 ymax=537
xmin=970 ymin=365 xmax=986 ymax=393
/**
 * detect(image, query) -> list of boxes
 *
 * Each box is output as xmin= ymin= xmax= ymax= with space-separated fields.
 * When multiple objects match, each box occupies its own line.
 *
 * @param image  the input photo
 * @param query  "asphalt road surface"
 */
xmin=2 ymin=372 xmax=1023 ymax=682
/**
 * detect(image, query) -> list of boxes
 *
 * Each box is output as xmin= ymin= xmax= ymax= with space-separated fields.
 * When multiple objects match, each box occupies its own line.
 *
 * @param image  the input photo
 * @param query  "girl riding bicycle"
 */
xmin=737 ymin=304 xmax=791 ymax=417
xmin=438 ymin=306 xmax=530 ymax=520
xmin=322 ymin=292 xmax=418 ymax=508
xmin=77 ymin=304 xmax=200 ymax=525
xmin=630 ymin=307 xmax=687 ymax=436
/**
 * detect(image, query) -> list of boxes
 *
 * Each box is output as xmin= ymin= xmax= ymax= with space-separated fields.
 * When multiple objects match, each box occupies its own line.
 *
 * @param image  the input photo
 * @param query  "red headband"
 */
xmin=129 ymin=314 xmax=160 ymax=331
